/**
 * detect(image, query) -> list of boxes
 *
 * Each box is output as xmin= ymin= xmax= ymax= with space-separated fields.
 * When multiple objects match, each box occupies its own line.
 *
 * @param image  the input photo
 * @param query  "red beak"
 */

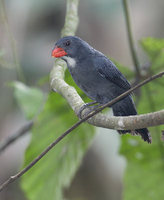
xmin=51 ymin=47 xmax=67 ymax=58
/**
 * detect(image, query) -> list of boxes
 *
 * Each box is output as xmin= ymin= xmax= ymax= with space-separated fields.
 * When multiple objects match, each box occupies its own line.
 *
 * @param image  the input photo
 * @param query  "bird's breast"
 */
xmin=67 ymin=63 xmax=113 ymax=102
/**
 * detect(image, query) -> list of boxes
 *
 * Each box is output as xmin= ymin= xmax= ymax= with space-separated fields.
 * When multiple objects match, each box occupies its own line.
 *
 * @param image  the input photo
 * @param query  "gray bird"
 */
xmin=52 ymin=36 xmax=151 ymax=143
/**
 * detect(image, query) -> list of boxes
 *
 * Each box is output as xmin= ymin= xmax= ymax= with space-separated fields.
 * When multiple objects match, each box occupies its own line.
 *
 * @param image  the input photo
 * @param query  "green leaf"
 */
xmin=121 ymin=82 xmax=164 ymax=200
xmin=21 ymin=92 xmax=95 ymax=200
xmin=140 ymin=37 xmax=164 ymax=72
xmin=120 ymin=135 xmax=164 ymax=200
xmin=121 ymin=81 xmax=164 ymax=200
xmin=151 ymin=49 xmax=164 ymax=71
xmin=12 ymin=81 xmax=45 ymax=119
xmin=140 ymin=37 xmax=164 ymax=60
xmin=121 ymin=37 xmax=164 ymax=200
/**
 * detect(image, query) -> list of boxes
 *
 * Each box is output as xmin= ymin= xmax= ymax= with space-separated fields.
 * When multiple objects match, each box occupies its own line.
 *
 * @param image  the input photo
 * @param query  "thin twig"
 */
xmin=0 ymin=71 xmax=164 ymax=192
xmin=0 ymin=121 xmax=33 ymax=154
xmin=122 ymin=0 xmax=141 ymax=77
xmin=0 ymin=0 xmax=25 ymax=81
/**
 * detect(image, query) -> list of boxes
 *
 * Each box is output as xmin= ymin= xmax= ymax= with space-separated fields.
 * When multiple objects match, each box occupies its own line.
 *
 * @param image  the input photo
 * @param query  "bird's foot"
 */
xmin=78 ymin=101 xmax=99 ymax=119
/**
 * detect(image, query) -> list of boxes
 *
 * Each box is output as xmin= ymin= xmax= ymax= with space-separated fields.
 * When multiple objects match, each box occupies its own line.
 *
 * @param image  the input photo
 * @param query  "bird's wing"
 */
xmin=95 ymin=56 xmax=131 ymax=90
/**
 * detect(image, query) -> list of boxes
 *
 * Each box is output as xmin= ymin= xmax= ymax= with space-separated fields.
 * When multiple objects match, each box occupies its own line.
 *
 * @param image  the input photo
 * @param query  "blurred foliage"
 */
xmin=141 ymin=37 xmax=164 ymax=72
xmin=12 ymin=81 xmax=45 ymax=119
xmin=120 ymin=37 xmax=164 ymax=200
xmin=12 ymin=81 xmax=94 ymax=200
xmin=0 ymin=49 xmax=13 ymax=69
xmin=1 ymin=0 xmax=164 ymax=198
xmin=141 ymin=37 xmax=164 ymax=60
xmin=12 ymin=37 xmax=164 ymax=200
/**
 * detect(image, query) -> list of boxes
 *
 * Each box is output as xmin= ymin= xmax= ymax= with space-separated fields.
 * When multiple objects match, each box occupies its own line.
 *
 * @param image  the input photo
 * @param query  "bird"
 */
xmin=51 ymin=36 xmax=151 ymax=143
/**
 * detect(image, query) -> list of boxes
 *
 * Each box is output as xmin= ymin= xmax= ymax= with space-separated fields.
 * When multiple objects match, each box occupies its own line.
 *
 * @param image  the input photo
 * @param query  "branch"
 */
xmin=0 ymin=0 xmax=163 ymax=193
xmin=122 ymin=0 xmax=141 ymax=77
xmin=1 ymin=71 xmax=163 ymax=156
xmin=0 ymin=71 xmax=164 ymax=193
xmin=50 ymin=62 xmax=164 ymax=129
xmin=49 ymin=1 xmax=164 ymax=132
xmin=0 ymin=121 xmax=33 ymax=155
xmin=61 ymin=0 xmax=79 ymax=37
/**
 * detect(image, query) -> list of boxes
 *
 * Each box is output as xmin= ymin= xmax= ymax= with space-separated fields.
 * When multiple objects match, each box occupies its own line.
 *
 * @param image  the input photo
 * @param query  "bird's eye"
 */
xmin=65 ymin=40 xmax=70 ymax=46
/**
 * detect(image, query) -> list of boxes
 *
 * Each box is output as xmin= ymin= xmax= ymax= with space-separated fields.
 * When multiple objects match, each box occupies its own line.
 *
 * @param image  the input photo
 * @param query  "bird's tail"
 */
xmin=112 ymin=96 xmax=152 ymax=143
xmin=117 ymin=128 xmax=151 ymax=143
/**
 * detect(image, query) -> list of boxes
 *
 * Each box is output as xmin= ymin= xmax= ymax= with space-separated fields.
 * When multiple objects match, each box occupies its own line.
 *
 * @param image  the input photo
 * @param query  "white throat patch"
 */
xmin=63 ymin=56 xmax=76 ymax=68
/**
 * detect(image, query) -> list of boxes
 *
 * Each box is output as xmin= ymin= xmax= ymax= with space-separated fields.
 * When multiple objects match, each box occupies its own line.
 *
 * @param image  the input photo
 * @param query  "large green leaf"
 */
xmin=21 ymin=91 xmax=95 ymax=200
xmin=12 ymin=81 xmax=45 ymax=119
xmin=121 ymin=37 xmax=164 ymax=200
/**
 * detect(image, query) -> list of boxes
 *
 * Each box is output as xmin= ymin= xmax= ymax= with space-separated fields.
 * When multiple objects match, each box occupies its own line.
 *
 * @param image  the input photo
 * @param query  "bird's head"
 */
xmin=51 ymin=36 xmax=92 ymax=60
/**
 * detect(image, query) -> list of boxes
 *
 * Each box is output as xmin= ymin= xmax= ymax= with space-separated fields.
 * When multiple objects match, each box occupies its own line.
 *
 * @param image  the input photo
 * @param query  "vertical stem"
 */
xmin=122 ymin=0 xmax=141 ymax=78
xmin=61 ymin=0 xmax=79 ymax=37
xmin=0 ymin=0 xmax=25 ymax=82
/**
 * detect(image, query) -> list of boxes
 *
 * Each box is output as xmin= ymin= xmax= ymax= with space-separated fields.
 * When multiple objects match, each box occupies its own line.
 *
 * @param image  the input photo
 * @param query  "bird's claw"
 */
xmin=78 ymin=101 xmax=98 ymax=119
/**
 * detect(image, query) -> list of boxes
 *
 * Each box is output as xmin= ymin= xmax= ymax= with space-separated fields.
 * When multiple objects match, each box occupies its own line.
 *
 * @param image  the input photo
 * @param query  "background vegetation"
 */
xmin=0 ymin=0 xmax=164 ymax=200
